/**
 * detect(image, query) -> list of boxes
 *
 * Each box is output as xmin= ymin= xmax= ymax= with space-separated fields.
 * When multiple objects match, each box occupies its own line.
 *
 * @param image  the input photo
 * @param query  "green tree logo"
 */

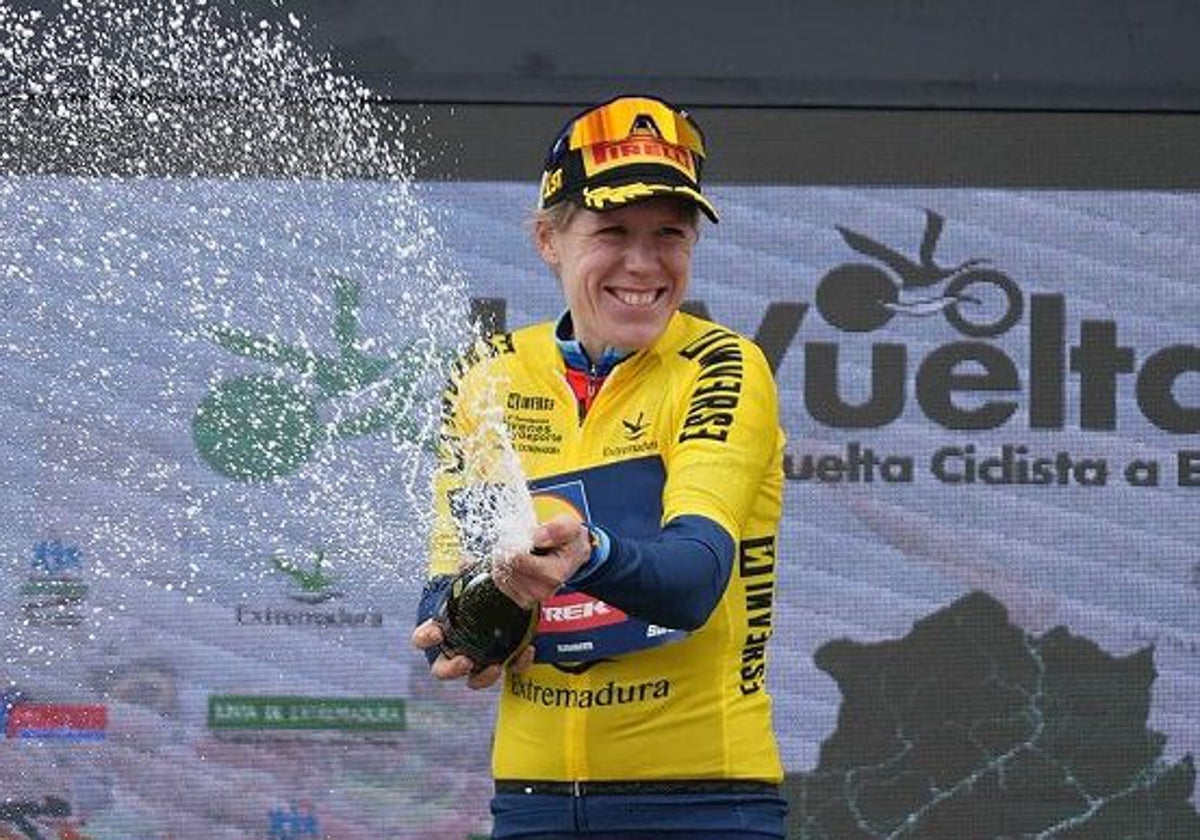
xmin=192 ymin=275 xmax=431 ymax=482
xmin=271 ymin=549 xmax=342 ymax=604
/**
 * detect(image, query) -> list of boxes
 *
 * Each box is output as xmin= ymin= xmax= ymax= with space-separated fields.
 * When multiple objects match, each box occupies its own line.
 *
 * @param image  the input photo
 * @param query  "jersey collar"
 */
xmin=553 ymin=310 xmax=635 ymax=375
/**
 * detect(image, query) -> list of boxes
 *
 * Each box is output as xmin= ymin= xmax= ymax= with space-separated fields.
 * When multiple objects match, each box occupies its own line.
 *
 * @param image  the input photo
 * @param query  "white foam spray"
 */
xmin=0 ymin=2 xmax=510 ymax=834
xmin=451 ymin=375 xmax=538 ymax=568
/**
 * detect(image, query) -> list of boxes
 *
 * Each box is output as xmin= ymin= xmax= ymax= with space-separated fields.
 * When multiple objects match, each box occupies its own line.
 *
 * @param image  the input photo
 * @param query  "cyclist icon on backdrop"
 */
xmin=816 ymin=209 xmax=1023 ymax=338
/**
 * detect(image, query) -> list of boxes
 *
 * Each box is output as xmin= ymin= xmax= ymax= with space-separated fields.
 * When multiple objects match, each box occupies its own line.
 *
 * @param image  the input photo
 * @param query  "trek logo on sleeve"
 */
xmin=540 ymin=592 xmax=625 ymax=631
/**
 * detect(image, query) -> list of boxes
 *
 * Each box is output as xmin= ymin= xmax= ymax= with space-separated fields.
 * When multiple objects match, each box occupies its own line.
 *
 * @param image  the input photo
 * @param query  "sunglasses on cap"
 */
xmin=545 ymin=96 xmax=707 ymax=167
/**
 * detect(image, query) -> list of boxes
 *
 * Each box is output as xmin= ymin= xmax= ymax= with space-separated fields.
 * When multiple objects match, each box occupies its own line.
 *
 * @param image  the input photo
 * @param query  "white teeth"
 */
xmin=614 ymin=289 xmax=657 ymax=306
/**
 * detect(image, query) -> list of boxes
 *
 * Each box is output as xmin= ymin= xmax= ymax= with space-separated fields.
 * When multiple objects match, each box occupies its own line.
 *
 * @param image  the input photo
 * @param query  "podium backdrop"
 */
xmin=2 ymin=175 xmax=1198 ymax=837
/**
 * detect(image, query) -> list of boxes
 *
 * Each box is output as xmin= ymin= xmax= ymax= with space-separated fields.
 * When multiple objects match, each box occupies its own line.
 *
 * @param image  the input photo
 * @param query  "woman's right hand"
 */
xmin=411 ymin=618 xmax=534 ymax=690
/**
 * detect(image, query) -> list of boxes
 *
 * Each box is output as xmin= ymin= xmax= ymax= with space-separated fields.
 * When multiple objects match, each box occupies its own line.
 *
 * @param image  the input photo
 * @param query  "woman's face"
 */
xmin=535 ymin=197 xmax=698 ymax=360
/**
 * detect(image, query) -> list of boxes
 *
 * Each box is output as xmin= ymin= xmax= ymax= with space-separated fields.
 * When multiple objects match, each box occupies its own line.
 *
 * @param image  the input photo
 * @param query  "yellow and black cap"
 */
xmin=538 ymin=95 xmax=719 ymax=223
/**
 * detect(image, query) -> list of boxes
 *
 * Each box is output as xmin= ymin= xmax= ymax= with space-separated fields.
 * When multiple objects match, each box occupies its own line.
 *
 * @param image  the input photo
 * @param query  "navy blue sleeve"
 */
xmin=566 ymin=513 xmax=734 ymax=631
xmin=415 ymin=574 xmax=454 ymax=666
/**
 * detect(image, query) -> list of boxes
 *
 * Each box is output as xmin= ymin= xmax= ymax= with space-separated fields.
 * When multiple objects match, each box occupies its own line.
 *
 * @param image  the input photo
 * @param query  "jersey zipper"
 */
xmin=585 ymin=363 xmax=600 ymax=416
xmin=569 ymin=362 xmax=604 ymax=425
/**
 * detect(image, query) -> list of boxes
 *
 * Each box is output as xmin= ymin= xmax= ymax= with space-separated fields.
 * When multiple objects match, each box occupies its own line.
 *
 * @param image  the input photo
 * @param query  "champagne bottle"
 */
xmin=435 ymin=560 xmax=538 ymax=668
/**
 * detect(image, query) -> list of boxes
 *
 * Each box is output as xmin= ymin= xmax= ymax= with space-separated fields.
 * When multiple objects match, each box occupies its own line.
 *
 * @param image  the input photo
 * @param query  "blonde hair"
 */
xmin=530 ymin=200 xmax=581 ymax=235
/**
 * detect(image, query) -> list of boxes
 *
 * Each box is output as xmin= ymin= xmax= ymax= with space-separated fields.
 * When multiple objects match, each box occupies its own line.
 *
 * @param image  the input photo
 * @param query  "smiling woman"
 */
xmin=412 ymin=95 xmax=790 ymax=839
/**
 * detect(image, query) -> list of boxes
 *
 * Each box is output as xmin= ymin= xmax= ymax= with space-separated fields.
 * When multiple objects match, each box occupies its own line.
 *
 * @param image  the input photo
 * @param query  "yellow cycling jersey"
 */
xmin=429 ymin=310 xmax=785 ymax=783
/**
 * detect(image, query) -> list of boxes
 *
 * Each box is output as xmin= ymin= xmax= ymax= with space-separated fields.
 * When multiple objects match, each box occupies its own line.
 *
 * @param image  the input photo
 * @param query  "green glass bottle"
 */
xmin=435 ymin=560 xmax=538 ymax=668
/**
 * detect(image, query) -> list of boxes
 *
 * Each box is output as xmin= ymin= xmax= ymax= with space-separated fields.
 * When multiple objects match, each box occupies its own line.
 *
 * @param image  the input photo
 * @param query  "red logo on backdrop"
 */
xmin=538 ymin=591 xmax=627 ymax=633
xmin=5 ymin=703 xmax=107 ymax=741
